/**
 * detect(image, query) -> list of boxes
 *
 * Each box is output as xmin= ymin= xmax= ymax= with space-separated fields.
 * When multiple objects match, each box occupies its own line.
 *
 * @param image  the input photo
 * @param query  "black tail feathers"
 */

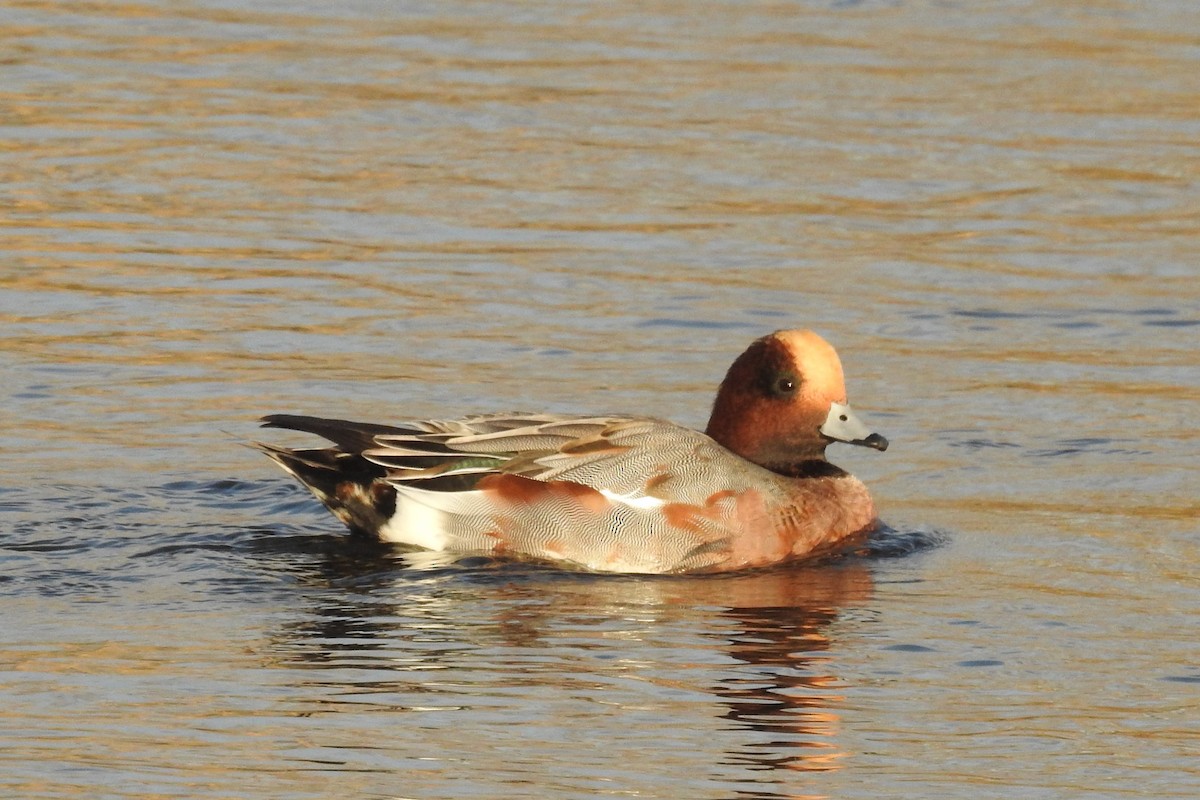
xmin=256 ymin=441 xmax=395 ymax=538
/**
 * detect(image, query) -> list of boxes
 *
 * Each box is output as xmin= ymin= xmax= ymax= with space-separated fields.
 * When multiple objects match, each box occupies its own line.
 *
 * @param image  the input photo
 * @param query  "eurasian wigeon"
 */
xmin=257 ymin=329 xmax=888 ymax=574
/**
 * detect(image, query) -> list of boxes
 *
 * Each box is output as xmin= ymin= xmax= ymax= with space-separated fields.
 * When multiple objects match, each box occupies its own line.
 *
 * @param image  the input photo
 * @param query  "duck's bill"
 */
xmin=820 ymin=402 xmax=889 ymax=452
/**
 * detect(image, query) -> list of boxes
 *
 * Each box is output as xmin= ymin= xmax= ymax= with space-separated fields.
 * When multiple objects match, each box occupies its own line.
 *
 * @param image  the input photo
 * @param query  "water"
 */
xmin=2 ymin=1 xmax=1198 ymax=797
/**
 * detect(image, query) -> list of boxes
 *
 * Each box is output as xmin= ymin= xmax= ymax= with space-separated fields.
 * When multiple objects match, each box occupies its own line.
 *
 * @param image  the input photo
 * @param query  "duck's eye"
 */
xmin=772 ymin=375 xmax=797 ymax=396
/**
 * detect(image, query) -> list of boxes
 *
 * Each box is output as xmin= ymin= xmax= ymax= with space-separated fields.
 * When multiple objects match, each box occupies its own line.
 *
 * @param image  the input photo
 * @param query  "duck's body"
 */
xmin=257 ymin=330 xmax=887 ymax=574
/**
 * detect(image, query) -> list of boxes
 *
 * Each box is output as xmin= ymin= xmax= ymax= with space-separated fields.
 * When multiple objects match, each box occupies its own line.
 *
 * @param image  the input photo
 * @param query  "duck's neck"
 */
xmin=768 ymin=459 xmax=848 ymax=480
xmin=705 ymin=411 xmax=834 ymax=476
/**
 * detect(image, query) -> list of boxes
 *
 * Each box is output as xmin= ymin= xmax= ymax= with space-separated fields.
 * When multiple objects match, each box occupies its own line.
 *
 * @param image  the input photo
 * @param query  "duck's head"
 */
xmin=705 ymin=329 xmax=887 ymax=474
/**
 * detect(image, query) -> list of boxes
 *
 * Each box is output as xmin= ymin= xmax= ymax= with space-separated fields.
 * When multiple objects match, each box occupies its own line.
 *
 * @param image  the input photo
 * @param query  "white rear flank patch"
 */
xmin=376 ymin=491 xmax=455 ymax=550
xmin=377 ymin=485 xmax=492 ymax=550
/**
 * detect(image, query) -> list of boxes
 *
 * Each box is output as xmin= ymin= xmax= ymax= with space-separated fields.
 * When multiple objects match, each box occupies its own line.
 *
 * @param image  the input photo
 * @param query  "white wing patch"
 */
xmin=599 ymin=488 xmax=666 ymax=510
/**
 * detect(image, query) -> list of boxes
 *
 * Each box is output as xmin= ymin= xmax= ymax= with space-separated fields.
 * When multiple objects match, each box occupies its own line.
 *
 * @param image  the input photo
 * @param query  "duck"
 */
xmin=256 ymin=329 xmax=888 ymax=574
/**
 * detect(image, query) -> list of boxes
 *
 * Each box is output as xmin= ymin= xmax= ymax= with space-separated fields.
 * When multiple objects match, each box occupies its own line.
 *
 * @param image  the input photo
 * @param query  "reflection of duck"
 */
xmin=258 ymin=330 xmax=888 ymax=574
xmin=265 ymin=547 xmax=872 ymax=786
xmin=710 ymin=565 xmax=873 ymax=778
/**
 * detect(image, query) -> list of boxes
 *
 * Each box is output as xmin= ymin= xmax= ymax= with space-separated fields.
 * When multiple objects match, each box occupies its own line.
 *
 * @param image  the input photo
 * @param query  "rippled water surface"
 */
xmin=3 ymin=1 xmax=1198 ymax=798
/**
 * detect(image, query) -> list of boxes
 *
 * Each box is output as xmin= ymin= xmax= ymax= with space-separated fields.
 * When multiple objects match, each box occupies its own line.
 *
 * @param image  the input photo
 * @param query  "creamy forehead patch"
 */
xmin=774 ymin=329 xmax=847 ymax=402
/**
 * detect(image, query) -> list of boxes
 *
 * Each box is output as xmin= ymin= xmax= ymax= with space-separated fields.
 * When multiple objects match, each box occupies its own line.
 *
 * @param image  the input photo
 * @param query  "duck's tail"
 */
xmin=255 ymin=415 xmax=402 ymax=538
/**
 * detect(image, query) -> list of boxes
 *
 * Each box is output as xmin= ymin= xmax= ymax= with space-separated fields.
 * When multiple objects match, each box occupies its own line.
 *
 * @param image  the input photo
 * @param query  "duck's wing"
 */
xmin=260 ymin=411 xmax=759 ymax=502
xmin=359 ymin=412 xmax=736 ymax=503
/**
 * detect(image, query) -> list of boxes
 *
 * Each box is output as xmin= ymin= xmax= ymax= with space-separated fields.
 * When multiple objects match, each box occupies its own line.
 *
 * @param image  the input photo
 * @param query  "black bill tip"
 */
xmin=858 ymin=433 xmax=889 ymax=452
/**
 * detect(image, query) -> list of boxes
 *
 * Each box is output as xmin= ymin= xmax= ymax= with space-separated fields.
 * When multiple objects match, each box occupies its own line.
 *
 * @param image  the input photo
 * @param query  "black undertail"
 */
xmin=257 ymin=415 xmax=401 ymax=537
